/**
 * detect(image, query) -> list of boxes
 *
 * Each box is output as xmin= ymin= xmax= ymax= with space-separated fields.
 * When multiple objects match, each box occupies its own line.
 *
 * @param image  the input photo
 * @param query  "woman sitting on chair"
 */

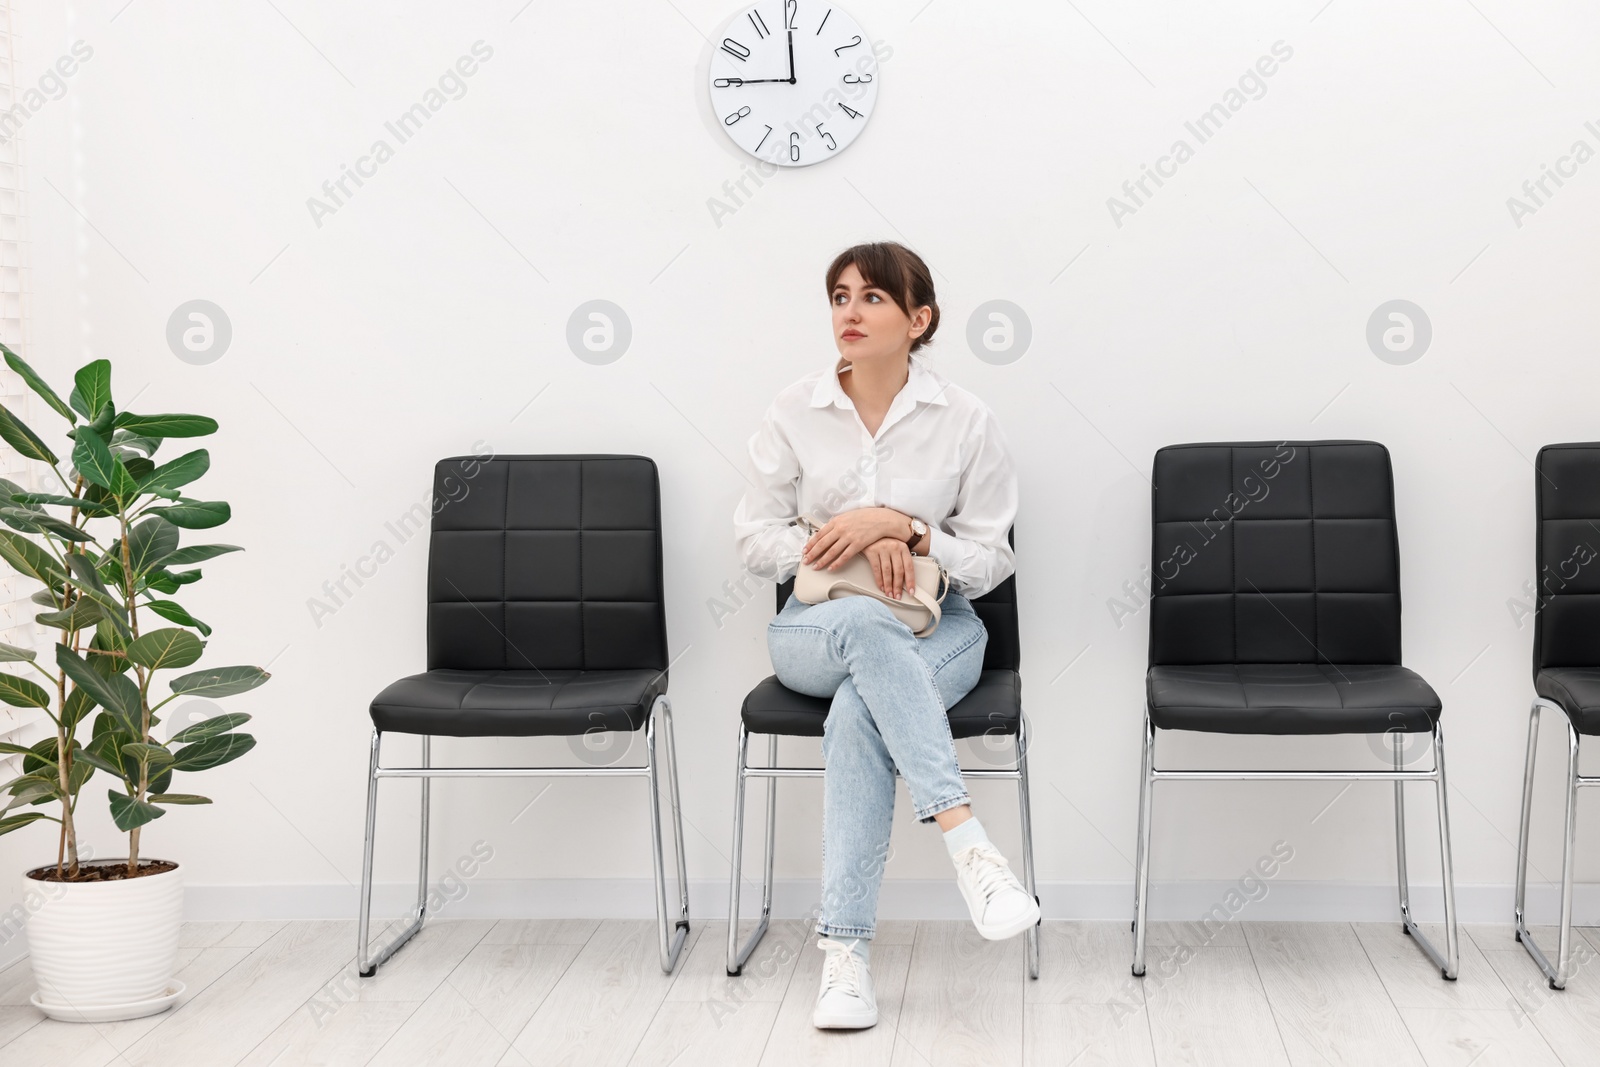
xmin=733 ymin=240 xmax=1037 ymax=1031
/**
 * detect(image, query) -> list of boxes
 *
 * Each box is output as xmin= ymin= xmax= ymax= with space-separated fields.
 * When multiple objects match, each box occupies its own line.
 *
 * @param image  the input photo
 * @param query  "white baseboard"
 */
xmin=5 ymin=878 xmax=1595 ymax=972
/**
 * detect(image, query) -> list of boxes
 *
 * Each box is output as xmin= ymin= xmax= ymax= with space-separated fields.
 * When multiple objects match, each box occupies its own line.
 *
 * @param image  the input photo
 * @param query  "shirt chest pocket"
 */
xmin=887 ymin=476 xmax=961 ymax=522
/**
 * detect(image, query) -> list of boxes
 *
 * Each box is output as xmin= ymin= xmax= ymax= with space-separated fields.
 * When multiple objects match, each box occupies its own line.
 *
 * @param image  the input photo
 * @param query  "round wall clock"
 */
xmin=707 ymin=3 xmax=879 ymax=168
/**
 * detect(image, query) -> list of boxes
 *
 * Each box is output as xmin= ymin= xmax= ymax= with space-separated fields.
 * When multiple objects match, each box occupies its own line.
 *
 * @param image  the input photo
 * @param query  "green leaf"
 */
xmin=64 ymin=555 xmax=130 ymax=639
xmin=0 ymin=529 xmax=68 ymax=585
xmin=163 ymin=544 xmax=241 ymax=566
xmin=36 ymin=598 xmax=104 ymax=632
xmin=0 ymin=478 xmax=40 ymax=511
xmin=146 ymin=500 xmax=230 ymax=529
xmin=61 ymin=684 xmax=96 ymax=732
xmin=170 ymin=731 xmax=255 ymax=771
xmin=149 ymin=765 xmax=172 ymax=795
xmin=0 ymin=641 xmax=34 ymax=662
xmin=55 ymin=644 xmax=140 ymax=735
xmin=69 ymin=360 xmax=112 ymax=421
xmin=0 ymin=508 xmax=93 ymax=543
xmin=110 ymin=429 xmax=160 ymax=457
xmin=106 ymin=789 xmax=164 ymax=831
xmin=144 ymin=599 xmax=211 ymax=636
xmin=112 ymin=413 xmax=218 ymax=438
xmin=10 ymin=492 xmax=116 ymax=517
xmin=125 ymin=516 xmax=179 ymax=575
xmin=148 ymin=793 xmax=210 ymax=805
xmin=138 ymin=449 xmax=208 ymax=497
xmin=127 ymin=628 xmax=204 ymax=671
xmin=20 ymin=737 xmax=64 ymax=775
xmin=81 ymin=728 xmax=126 ymax=777
xmin=0 ymin=673 xmax=50 ymax=709
xmin=143 ymin=569 xmax=179 ymax=595
xmin=0 ymin=403 xmax=58 ymax=464
xmin=168 ymin=711 xmax=250 ymax=744
xmin=1 ymin=346 xmax=75 ymax=422
xmin=0 ymin=812 xmax=54 ymax=836
xmin=71 ymin=426 xmax=139 ymax=499
xmin=120 ymin=742 xmax=175 ymax=772
xmin=1 ymin=774 xmax=59 ymax=811
xmin=168 ymin=665 xmax=268 ymax=698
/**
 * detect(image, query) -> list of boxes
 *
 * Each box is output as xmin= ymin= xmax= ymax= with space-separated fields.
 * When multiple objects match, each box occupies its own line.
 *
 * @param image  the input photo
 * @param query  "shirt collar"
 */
xmin=810 ymin=352 xmax=949 ymax=410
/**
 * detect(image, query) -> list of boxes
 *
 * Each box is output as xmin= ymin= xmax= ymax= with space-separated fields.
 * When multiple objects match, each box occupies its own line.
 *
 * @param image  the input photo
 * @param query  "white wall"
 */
xmin=3 ymin=0 xmax=1599 ymax=957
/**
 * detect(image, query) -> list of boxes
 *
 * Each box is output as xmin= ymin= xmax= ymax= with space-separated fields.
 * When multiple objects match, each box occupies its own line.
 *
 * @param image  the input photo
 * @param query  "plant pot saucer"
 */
xmin=30 ymin=980 xmax=185 ymax=1023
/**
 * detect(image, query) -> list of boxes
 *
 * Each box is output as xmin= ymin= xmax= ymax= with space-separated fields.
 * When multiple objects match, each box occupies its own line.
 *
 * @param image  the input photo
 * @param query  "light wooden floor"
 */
xmin=2 ymin=917 xmax=1599 ymax=1066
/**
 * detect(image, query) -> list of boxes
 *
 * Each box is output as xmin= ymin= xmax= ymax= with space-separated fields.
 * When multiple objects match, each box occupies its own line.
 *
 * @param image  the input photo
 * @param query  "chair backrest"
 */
xmin=774 ymin=526 xmax=1020 ymax=672
xmin=426 ymin=455 xmax=668 ymax=672
xmin=1147 ymin=441 xmax=1402 ymax=667
xmin=1533 ymin=443 xmax=1600 ymax=673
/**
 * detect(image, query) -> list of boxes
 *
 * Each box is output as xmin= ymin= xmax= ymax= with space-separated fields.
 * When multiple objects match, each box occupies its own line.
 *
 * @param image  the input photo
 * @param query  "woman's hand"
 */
xmin=801 ymin=507 xmax=910 ymax=573
xmin=860 ymin=537 xmax=917 ymax=600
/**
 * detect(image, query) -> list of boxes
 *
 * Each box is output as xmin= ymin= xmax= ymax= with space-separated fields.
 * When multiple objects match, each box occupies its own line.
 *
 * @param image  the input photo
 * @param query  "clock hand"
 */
xmin=787 ymin=28 xmax=795 ymax=84
xmin=714 ymin=76 xmax=791 ymax=86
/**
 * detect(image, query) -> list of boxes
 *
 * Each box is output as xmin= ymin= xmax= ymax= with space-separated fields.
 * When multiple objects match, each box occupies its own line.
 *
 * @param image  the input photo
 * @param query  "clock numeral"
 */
xmin=789 ymin=131 xmax=801 ymax=162
xmin=842 ymin=72 xmax=871 ymax=84
xmin=721 ymin=38 xmax=752 ymax=61
xmin=833 ymin=34 xmax=861 ymax=57
xmin=786 ymin=0 xmax=798 ymax=30
xmin=817 ymin=8 xmax=831 ymax=34
xmin=836 ymin=101 xmax=862 ymax=120
xmin=747 ymin=9 xmax=770 ymax=38
xmin=755 ymin=125 xmax=773 ymax=152
xmin=724 ymin=105 xmax=752 ymax=126
xmin=814 ymin=123 xmax=837 ymax=151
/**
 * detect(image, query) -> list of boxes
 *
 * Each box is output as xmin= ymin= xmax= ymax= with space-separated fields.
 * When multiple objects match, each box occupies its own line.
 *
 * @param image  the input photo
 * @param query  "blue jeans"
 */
xmin=767 ymin=590 xmax=988 ymax=941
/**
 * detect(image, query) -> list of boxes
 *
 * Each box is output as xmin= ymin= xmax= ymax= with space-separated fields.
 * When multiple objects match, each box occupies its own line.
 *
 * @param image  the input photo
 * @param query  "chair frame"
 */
xmin=1131 ymin=712 xmax=1460 ymax=981
xmin=356 ymin=693 xmax=691 ymax=977
xmin=725 ymin=712 xmax=1041 ymax=979
xmin=1514 ymin=696 xmax=1597 ymax=989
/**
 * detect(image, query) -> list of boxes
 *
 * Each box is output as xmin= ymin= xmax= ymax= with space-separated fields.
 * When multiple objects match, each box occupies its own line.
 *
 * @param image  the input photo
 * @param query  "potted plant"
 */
xmin=0 ymin=350 xmax=267 ymax=1021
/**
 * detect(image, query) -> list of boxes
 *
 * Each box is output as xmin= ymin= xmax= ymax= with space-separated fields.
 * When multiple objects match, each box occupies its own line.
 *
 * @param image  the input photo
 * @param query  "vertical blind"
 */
xmin=0 ymin=0 xmax=45 ymax=782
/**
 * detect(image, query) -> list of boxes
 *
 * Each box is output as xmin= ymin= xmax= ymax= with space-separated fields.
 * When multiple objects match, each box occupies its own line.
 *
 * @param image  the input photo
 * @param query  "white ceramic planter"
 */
xmin=23 ymin=858 xmax=183 ymax=1022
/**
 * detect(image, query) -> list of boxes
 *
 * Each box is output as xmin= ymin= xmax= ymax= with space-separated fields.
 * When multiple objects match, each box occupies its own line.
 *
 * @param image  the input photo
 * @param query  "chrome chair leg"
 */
xmin=359 ymin=731 xmax=430 ymax=978
xmin=1131 ymin=711 xmax=1155 ymax=977
xmin=646 ymin=696 xmax=691 ymax=973
xmin=1395 ymin=722 xmax=1459 ymax=980
xmin=1516 ymin=699 xmax=1582 ymax=989
xmin=727 ymin=726 xmax=776 ymax=976
xmin=1016 ymin=712 xmax=1041 ymax=980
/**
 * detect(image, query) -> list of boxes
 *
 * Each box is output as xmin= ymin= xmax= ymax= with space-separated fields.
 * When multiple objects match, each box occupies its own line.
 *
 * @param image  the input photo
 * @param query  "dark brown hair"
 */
xmin=824 ymin=241 xmax=940 ymax=353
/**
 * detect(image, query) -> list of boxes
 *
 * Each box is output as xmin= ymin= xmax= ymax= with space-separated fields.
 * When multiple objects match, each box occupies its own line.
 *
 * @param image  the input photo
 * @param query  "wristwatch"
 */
xmin=904 ymin=515 xmax=928 ymax=549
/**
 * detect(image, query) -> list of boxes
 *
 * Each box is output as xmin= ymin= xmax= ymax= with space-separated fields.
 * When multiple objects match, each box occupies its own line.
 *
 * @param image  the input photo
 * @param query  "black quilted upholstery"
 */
xmin=1145 ymin=441 xmax=1441 ymax=734
xmin=1533 ymin=443 xmax=1600 ymax=734
xmin=369 ymin=455 xmax=669 ymax=737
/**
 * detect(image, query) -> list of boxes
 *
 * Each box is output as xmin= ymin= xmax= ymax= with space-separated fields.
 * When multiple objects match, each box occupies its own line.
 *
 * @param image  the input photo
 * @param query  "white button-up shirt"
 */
xmin=733 ymin=352 xmax=1018 ymax=599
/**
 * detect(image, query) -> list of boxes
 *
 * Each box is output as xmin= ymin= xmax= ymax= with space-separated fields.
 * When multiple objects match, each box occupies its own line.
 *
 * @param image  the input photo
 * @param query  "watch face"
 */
xmin=708 ymin=3 xmax=879 ymax=168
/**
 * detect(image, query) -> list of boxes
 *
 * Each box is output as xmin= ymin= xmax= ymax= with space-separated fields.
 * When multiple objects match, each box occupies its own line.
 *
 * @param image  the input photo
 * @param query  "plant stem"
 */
xmin=120 ymin=511 xmax=145 ymax=876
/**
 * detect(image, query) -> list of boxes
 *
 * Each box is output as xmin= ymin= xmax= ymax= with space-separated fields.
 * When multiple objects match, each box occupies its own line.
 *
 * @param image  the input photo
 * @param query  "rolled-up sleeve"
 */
xmin=732 ymin=403 xmax=809 ymax=584
xmin=925 ymin=406 xmax=1018 ymax=599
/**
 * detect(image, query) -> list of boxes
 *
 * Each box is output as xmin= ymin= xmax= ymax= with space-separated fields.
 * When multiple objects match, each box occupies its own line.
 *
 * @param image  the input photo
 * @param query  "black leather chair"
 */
xmin=356 ymin=455 xmax=690 ymax=976
xmin=725 ymin=528 xmax=1040 ymax=979
xmin=1515 ymin=443 xmax=1600 ymax=989
xmin=1132 ymin=441 xmax=1458 ymax=979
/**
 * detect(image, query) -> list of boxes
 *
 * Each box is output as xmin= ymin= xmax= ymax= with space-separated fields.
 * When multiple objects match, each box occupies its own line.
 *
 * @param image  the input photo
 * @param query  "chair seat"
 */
xmin=740 ymin=669 xmax=1020 ymax=739
xmin=1146 ymin=663 xmax=1441 ymax=734
xmin=1535 ymin=668 xmax=1600 ymax=735
xmin=369 ymin=668 xmax=666 ymax=737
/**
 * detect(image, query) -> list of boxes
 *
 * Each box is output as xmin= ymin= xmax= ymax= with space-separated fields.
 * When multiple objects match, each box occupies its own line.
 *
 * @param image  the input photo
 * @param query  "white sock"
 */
xmin=942 ymin=814 xmax=990 ymax=860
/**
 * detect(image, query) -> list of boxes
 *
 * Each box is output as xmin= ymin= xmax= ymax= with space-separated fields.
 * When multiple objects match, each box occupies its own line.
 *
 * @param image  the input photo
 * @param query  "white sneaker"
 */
xmin=953 ymin=843 xmax=1040 ymax=940
xmin=812 ymin=937 xmax=878 ymax=1029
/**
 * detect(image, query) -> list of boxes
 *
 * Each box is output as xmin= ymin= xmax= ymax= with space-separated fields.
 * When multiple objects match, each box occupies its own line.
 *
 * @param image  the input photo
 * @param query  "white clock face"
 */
xmin=708 ymin=3 xmax=879 ymax=168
